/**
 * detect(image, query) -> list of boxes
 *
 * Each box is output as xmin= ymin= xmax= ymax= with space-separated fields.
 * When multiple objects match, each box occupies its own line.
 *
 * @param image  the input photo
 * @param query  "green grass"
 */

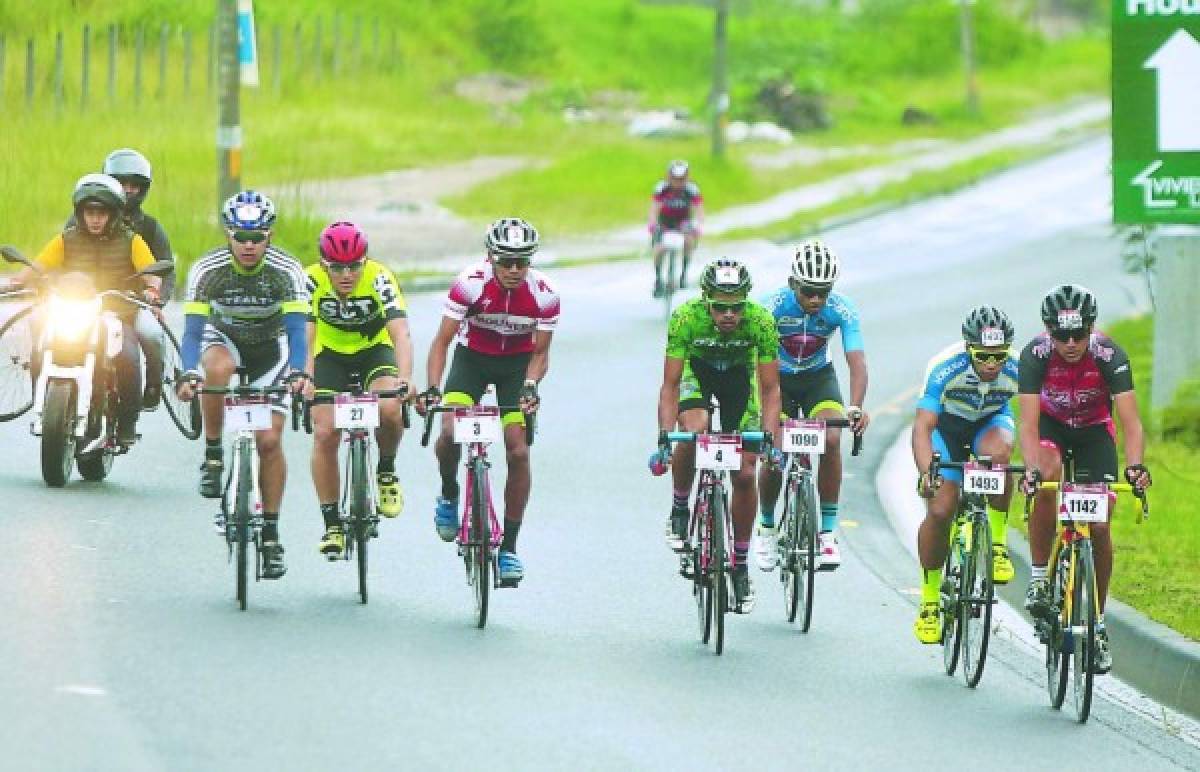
xmin=0 ymin=0 xmax=1109 ymax=279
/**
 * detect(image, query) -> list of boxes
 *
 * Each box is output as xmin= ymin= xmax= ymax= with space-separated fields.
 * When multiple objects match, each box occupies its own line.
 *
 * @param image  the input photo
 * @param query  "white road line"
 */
xmin=55 ymin=685 xmax=107 ymax=697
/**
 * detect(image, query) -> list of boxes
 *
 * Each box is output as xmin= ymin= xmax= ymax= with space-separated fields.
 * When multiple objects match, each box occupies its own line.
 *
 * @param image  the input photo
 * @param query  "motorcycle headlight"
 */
xmin=48 ymin=297 xmax=98 ymax=343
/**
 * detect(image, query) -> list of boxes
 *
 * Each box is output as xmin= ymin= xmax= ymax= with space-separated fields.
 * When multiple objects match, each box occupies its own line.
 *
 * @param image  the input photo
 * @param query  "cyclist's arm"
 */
xmin=1113 ymin=391 xmax=1145 ymax=468
xmin=647 ymin=200 xmax=662 ymax=232
xmin=757 ymin=357 xmax=782 ymax=444
xmin=425 ymin=315 xmax=460 ymax=390
xmin=304 ymin=319 xmax=317 ymax=380
xmin=283 ymin=311 xmax=308 ymax=372
xmin=657 ymin=356 xmax=684 ymax=432
xmin=524 ymin=329 xmax=553 ymax=384
xmin=845 ymin=349 xmax=868 ymax=409
xmin=385 ymin=316 xmax=414 ymax=385
xmin=691 ymin=201 xmax=705 ymax=234
xmin=912 ymin=408 xmax=939 ymax=474
xmin=181 ymin=312 xmax=208 ymax=372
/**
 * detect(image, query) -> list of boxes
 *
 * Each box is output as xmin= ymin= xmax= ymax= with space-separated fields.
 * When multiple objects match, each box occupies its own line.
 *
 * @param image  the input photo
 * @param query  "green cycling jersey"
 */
xmin=666 ymin=297 xmax=779 ymax=371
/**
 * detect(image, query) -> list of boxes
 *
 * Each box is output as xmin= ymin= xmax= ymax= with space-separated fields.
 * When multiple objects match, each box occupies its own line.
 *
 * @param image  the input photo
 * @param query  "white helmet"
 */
xmin=790 ymin=239 xmax=840 ymax=287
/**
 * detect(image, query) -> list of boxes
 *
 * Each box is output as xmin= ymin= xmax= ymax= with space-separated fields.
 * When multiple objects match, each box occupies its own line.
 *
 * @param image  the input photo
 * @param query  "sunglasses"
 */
xmin=707 ymin=300 xmax=746 ymax=314
xmin=230 ymin=229 xmax=269 ymax=244
xmin=1050 ymin=327 xmax=1091 ymax=343
xmin=968 ymin=347 xmax=1010 ymax=365
xmin=324 ymin=259 xmax=365 ymax=275
xmin=494 ymin=258 xmax=530 ymax=270
xmin=790 ymin=280 xmax=831 ymax=298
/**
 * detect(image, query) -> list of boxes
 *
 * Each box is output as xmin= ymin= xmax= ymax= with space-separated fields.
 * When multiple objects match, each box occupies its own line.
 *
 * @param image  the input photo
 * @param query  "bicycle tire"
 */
xmin=663 ymin=247 xmax=677 ymax=322
xmin=351 ymin=437 xmax=370 ymax=605
xmin=693 ymin=495 xmax=713 ymax=643
xmin=0 ymin=304 xmax=35 ymax=422
xmin=235 ymin=440 xmax=253 ymax=611
xmin=159 ymin=319 xmax=202 ymax=440
xmin=799 ymin=476 xmax=818 ymax=632
xmin=782 ymin=477 xmax=801 ymax=624
xmin=1047 ymin=544 xmax=1070 ymax=709
xmin=941 ymin=520 xmax=963 ymax=676
xmin=471 ymin=456 xmax=490 ymax=629
xmin=962 ymin=509 xmax=994 ymax=688
xmin=712 ymin=485 xmax=728 ymax=656
xmin=1072 ymin=541 xmax=1097 ymax=723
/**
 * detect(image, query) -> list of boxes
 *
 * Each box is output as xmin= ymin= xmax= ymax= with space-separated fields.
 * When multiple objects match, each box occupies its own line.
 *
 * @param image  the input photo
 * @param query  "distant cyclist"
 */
xmin=648 ymin=159 xmax=704 ymax=298
xmin=911 ymin=306 xmax=1018 ymax=644
xmin=417 ymin=217 xmax=559 ymax=585
xmin=755 ymin=241 xmax=868 ymax=573
xmin=1019 ymin=284 xmax=1151 ymax=675
xmin=304 ymin=222 xmax=413 ymax=559
xmin=648 ymin=258 xmax=782 ymax=613
xmin=176 ymin=191 xmax=310 ymax=580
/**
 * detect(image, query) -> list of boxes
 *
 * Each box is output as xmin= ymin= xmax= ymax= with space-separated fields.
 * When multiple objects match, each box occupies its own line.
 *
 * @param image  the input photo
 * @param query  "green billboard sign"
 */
xmin=1112 ymin=1 xmax=1200 ymax=224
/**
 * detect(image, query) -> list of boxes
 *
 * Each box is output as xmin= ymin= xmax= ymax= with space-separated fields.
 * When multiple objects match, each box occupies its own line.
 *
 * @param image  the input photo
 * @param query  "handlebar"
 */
xmin=196 ymin=383 xmax=304 ymax=432
xmin=783 ymin=417 xmax=863 ymax=457
xmin=1022 ymin=479 xmax=1150 ymax=521
xmin=302 ymin=387 xmax=410 ymax=434
xmin=665 ymin=430 xmax=771 ymax=445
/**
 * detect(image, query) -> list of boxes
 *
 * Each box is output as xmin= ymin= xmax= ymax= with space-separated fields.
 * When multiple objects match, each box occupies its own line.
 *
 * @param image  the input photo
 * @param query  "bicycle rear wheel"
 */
xmin=1072 ymin=542 xmax=1097 ymax=723
xmin=0 ymin=304 xmax=35 ymax=422
xmin=351 ymin=439 xmax=370 ymax=605
xmin=941 ymin=522 xmax=963 ymax=676
xmin=159 ymin=321 xmax=202 ymax=439
xmin=712 ymin=488 xmax=728 ymax=656
xmin=234 ymin=443 xmax=253 ymax=611
xmin=962 ymin=513 xmax=994 ymax=688
xmin=471 ymin=458 xmax=490 ymax=629
xmin=1046 ymin=545 xmax=1070 ymax=709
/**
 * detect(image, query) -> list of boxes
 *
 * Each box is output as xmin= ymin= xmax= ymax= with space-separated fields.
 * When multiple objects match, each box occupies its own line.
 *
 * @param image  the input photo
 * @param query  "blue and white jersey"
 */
xmin=916 ymin=341 xmax=1019 ymax=423
xmin=762 ymin=287 xmax=864 ymax=375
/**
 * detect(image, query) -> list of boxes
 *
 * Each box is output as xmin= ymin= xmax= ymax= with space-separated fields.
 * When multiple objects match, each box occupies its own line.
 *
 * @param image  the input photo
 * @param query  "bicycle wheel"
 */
xmin=663 ymin=247 xmax=677 ymax=321
xmin=798 ymin=477 xmax=819 ymax=632
xmin=694 ymin=502 xmax=713 ymax=643
xmin=351 ymin=438 xmax=370 ymax=605
xmin=962 ymin=512 xmax=994 ymax=688
xmin=712 ymin=487 xmax=728 ymax=656
xmin=0 ymin=304 xmax=35 ymax=422
xmin=471 ymin=457 xmax=490 ymax=629
xmin=941 ymin=521 xmax=963 ymax=676
xmin=1046 ymin=545 xmax=1070 ymax=709
xmin=782 ymin=478 xmax=801 ymax=623
xmin=1072 ymin=541 xmax=1097 ymax=723
xmin=234 ymin=441 xmax=253 ymax=611
xmin=159 ymin=321 xmax=202 ymax=440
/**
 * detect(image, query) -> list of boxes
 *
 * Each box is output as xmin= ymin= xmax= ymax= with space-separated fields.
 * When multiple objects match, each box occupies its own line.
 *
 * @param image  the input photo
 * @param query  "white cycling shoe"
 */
xmin=754 ymin=524 xmax=779 ymax=572
xmin=817 ymin=532 xmax=842 ymax=571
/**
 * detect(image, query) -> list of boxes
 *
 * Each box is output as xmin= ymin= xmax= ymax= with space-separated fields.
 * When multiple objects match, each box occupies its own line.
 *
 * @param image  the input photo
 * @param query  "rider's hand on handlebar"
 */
xmin=285 ymin=370 xmax=311 ymax=395
xmin=648 ymin=447 xmax=670 ymax=476
xmin=415 ymin=385 xmax=442 ymax=417
xmin=766 ymin=446 xmax=785 ymax=470
xmin=847 ymin=405 xmax=869 ymax=435
xmin=1124 ymin=463 xmax=1152 ymax=492
xmin=177 ymin=370 xmax=203 ymax=402
xmin=917 ymin=470 xmax=940 ymax=499
xmin=519 ymin=379 xmax=540 ymax=413
xmin=1019 ymin=468 xmax=1043 ymax=497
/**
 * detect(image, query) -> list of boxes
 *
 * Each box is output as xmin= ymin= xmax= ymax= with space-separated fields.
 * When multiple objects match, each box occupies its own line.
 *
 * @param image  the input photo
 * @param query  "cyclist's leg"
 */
xmin=712 ymin=365 xmax=755 ymax=557
xmin=437 ymin=345 xmax=489 ymax=502
xmin=757 ymin=372 xmax=803 ymax=528
xmin=249 ymin=338 xmax=290 ymax=519
xmin=918 ymin=426 xmax=964 ymax=588
xmin=650 ymin=226 xmax=665 ymax=291
xmin=1071 ymin=425 xmax=1119 ymax=611
xmin=673 ymin=360 xmax=713 ymax=507
xmin=973 ymin=415 xmax=1016 ymax=574
xmin=491 ymin=351 xmax=533 ymax=551
xmin=362 ymin=347 xmax=403 ymax=461
xmin=310 ymin=349 xmax=349 ymax=511
xmin=198 ymin=327 xmax=238 ymax=442
xmin=681 ymin=221 xmax=698 ymax=285
xmin=805 ymin=366 xmax=846 ymax=532
xmin=1029 ymin=417 xmax=1067 ymax=567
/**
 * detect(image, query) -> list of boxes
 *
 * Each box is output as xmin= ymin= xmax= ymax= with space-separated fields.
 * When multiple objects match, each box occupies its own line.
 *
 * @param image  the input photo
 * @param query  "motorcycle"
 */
xmin=0 ymin=246 xmax=172 ymax=487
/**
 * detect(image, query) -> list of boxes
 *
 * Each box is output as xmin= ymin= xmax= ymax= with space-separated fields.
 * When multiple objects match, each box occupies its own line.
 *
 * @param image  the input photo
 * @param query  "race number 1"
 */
xmin=695 ymin=435 xmax=742 ymax=471
xmin=223 ymin=396 xmax=272 ymax=433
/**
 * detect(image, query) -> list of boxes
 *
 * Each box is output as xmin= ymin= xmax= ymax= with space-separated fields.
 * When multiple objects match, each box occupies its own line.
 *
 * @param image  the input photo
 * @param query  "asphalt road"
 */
xmin=3 ymin=138 xmax=1197 ymax=770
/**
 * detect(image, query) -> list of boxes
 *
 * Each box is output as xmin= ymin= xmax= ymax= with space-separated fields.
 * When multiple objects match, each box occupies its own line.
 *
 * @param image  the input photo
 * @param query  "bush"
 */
xmin=470 ymin=0 xmax=557 ymax=72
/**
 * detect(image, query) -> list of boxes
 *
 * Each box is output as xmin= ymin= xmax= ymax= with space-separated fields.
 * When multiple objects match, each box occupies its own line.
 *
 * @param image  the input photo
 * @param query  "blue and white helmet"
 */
xmin=221 ymin=190 xmax=277 ymax=230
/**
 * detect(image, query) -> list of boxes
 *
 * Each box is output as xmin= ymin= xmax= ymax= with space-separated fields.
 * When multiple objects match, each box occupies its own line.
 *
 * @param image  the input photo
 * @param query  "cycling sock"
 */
xmin=320 ymin=503 xmax=340 ymax=529
xmin=501 ymin=519 xmax=521 ymax=553
xmin=672 ymin=488 xmax=689 ymax=510
xmin=734 ymin=541 xmax=750 ymax=568
xmin=1031 ymin=564 xmax=1048 ymax=581
xmin=988 ymin=505 xmax=1008 ymax=546
xmin=760 ymin=506 xmax=776 ymax=529
xmin=205 ymin=438 xmax=223 ymax=462
xmin=921 ymin=567 xmax=942 ymax=604
xmin=441 ymin=480 xmax=459 ymax=501
xmin=820 ymin=502 xmax=838 ymax=532
xmin=377 ymin=454 xmax=396 ymax=475
xmin=262 ymin=514 xmax=279 ymax=543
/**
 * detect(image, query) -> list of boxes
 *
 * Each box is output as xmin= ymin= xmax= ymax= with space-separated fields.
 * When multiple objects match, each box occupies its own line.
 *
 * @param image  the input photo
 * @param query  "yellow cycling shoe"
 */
xmin=992 ymin=545 xmax=1015 ymax=585
xmin=377 ymin=473 xmax=404 ymax=518
xmin=319 ymin=525 xmax=345 ymax=560
xmin=914 ymin=601 xmax=942 ymax=645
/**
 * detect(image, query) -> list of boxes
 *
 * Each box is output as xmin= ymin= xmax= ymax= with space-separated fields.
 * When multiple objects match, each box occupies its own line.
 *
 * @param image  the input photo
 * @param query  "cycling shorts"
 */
xmin=679 ymin=357 xmax=762 ymax=449
xmin=780 ymin=365 xmax=844 ymax=420
xmin=313 ymin=343 xmax=398 ymax=394
xmin=1038 ymin=414 xmax=1118 ymax=483
xmin=932 ymin=412 xmax=1015 ymax=484
xmin=201 ymin=325 xmax=290 ymax=415
xmin=443 ymin=344 xmax=530 ymax=428
xmin=652 ymin=222 xmax=697 ymax=245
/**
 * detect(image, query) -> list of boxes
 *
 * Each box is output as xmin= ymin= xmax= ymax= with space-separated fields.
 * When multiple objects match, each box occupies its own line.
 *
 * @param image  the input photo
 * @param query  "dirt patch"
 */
xmin=453 ymin=73 xmax=537 ymax=105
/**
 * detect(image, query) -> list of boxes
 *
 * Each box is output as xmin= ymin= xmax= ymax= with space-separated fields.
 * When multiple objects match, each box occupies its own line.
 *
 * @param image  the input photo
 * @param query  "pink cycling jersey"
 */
xmin=443 ymin=261 xmax=561 ymax=355
xmin=1017 ymin=331 xmax=1134 ymax=431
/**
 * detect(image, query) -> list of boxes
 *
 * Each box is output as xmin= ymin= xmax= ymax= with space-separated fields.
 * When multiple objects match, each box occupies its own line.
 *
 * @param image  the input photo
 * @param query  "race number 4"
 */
xmin=696 ymin=435 xmax=742 ymax=471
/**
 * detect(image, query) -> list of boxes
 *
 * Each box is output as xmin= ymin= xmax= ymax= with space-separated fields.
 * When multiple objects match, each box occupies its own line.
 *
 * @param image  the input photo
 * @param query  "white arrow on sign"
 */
xmin=1144 ymin=28 xmax=1200 ymax=152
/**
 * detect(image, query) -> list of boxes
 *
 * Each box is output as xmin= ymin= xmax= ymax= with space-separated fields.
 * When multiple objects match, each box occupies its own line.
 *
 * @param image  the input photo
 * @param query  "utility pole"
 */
xmin=711 ymin=0 xmax=729 ymax=158
xmin=959 ymin=0 xmax=980 ymax=115
xmin=216 ymin=0 xmax=241 ymax=209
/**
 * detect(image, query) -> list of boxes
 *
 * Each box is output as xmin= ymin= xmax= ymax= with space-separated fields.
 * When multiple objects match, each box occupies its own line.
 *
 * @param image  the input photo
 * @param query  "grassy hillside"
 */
xmin=0 ymin=0 xmax=1107 ymax=272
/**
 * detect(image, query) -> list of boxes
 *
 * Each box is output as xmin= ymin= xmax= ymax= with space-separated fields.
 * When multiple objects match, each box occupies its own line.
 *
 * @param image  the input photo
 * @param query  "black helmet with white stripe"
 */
xmin=961 ymin=305 xmax=1014 ymax=347
xmin=485 ymin=217 xmax=539 ymax=259
xmin=1040 ymin=284 xmax=1097 ymax=331
xmin=700 ymin=258 xmax=752 ymax=298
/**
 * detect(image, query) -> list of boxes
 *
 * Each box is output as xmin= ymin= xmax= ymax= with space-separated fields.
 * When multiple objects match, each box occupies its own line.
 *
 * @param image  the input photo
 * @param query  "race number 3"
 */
xmin=453 ymin=407 xmax=501 ymax=444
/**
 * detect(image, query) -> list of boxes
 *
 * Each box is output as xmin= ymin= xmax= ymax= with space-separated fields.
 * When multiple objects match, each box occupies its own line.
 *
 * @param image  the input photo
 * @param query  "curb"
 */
xmin=878 ymin=425 xmax=1200 ymax=719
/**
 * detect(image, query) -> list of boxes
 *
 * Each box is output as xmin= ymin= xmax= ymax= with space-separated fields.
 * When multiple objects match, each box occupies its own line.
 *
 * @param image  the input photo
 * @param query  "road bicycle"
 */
xmin=1025 ymin=451 xmax=1148 ymax=723
xmin=775 ymin=416 xmax=860 ymax=631
xmin=304 ymin=377 xmax=407 ymax=604
xmin=422 ymin=403 xmax=534 ymax=628
xmin=929 ymin=452 xmax=1026 ymax=688
xmin=658 ymin=229 xmax=686 ymax=321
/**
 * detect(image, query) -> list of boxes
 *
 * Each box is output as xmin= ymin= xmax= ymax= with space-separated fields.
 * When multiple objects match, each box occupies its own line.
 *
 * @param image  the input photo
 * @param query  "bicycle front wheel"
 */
xmin=941 ymin=522 xmax=963 ymax=676
xmin=1046 ymin=545 xmax=1070 ymax=709
xmin=234 ymin=443 xmax=253 ymax=611
xmin=160 ymin=320 xmax=202 ymax=440
xmin=712 ymin=488 xmax=728 ymax=656
xmin=0 ymin=304 xmax=35 ymax=422
xmin=351 ymin=438 xmax=370 ymax=605
xmin=470 ymin=458 xmax=490 ymax=629
xmin=1072 ymin=541 xmax=1097 ymax=723
xmin=962 ymin=512 xmax=994 ymax=688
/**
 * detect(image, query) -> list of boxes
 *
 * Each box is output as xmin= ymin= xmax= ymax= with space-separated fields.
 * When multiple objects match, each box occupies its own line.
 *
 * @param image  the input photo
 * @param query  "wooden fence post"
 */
xmin=54 ymin=31 xmax=64 ymax=110
xmin=331 ymin=13 xmax=340 ymax=77
xmin=183 ymin=28 xmax=192 ymax=97
xmin=134 ymin=25 xmax=144 ymax=105
xmin=108 ymin=24 xmax=117 ymax=104
xmin=0 ymin=34 xmax=6 ymax=101
xmin=313 ymin=17 xmax=323 ymax=81
xmin=352 ymin=16 xmax=362 ymax=72
xmin=25 ymin=38 xmax=34 ymax=108
xmin=272 ymin=24 xmax=281 ymax=93
xmin=81 ymin=25 xmax=90 ymax=108
xmin=207 ymin=22 xmax=215 ymax=94
xmin=157 ymin=23 xmax=168 ymax=100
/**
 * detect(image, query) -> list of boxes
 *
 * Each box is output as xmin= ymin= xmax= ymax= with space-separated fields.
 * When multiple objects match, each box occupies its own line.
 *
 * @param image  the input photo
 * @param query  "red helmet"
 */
xmin=319 ymin=221 xmax=368 ymax=263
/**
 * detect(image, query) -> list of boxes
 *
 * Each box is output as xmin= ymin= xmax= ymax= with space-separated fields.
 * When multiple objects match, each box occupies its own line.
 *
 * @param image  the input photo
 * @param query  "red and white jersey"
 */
xmin=443 ymin=261 xmax=561 ymax=355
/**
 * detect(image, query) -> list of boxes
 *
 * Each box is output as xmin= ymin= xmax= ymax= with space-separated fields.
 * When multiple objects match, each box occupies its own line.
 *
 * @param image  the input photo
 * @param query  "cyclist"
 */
xmin=911 ymin=306 xmax=1019 ymax=644
xmin=416 ymin=217 xmax=559 ymax=585
xmin=648 ymin=258 xmax=782 ymax=613
xmin=15 ymin=173 xmax=162 ymax=446
xmin=648 ymin=160 xmax=704 ymax=298
xmin=175 ymin=190 xmax=310 ymax=580
xmin=303 ymin=221 xmax=413 ymax=559
xmin=755 ymin=240 xmax=868 ymax=573
xmin=1019 ymin=284 xmax=1151 ymax=675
